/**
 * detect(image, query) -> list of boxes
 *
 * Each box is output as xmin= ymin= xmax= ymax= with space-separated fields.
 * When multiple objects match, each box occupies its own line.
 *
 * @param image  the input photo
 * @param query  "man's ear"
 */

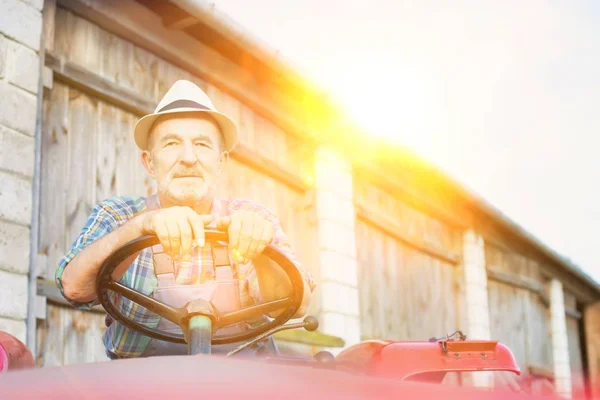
xmin=218 ymin=151 xmax=229 ymax=173
xmin=141 ymin=150 xmax=156 ymax=178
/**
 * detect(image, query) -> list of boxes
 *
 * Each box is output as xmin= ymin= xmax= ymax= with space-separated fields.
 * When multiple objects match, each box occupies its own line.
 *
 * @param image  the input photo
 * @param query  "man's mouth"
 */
xmin=174 ymin=172 xmax=204 ymax=178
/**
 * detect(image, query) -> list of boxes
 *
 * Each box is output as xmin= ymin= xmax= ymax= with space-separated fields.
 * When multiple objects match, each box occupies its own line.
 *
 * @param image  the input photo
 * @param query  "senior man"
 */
xmin=56 ymin=80 xmax=314 ymax=359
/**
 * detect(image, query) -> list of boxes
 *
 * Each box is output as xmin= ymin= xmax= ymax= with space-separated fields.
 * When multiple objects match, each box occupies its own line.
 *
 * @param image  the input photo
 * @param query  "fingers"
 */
xmin=228 ymin=210 xmax=275 ymax=264
xmin=164 ymin=220 xmax=181 ymax=261
xmin=149 ymin=206 xmax=278 ymax=265
xmin=246 ymin=214 xmax=265 ymax=262
xmin=177 ymin=218 xmax=192 ymax=261
xmin=236 ymin=212 xmax=254 ymax=264
xmin=228 ymin=212 xmax=243 ymax=254
xmin=155 ymin=219 xmax=172 ymax=256
xmin=216 ymin=216 xmax=231 ymax=230
xmin=149 ymin=207 xmax=214 ymax=259
xmin=189 ymin=213 xmax=212 ymax=248
xmin=255 ymin=219 xmax=275 ymax=257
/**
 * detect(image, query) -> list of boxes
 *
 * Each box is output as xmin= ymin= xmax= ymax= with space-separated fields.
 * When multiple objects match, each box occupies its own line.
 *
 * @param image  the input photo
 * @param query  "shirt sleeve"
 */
xmin=55 ymin=202 xmax=120 ymax=310
xmin=228 ymin=200 xmax=316 ymax=303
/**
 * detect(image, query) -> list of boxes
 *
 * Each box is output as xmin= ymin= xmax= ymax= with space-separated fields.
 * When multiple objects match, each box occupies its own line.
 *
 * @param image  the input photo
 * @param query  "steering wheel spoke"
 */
xmin=218 ymin=297 xmax=293 ymax=328
xmin=105 ymin=281 xmax=185 ymax=327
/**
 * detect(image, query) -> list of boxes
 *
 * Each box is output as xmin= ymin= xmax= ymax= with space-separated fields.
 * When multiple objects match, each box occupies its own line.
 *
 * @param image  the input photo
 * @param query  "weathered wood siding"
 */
xmin=36 ymin=304 xmax=108 ymax=366
xmin=39 ymin=83 xmax=152 ymax=281
xmin=37 ymin=7 xmax=317 ymax=366
xmin=355 ymin=177 xmax=463 ymax=341
xmin=486 ymin=243 xmax=553 ymax=390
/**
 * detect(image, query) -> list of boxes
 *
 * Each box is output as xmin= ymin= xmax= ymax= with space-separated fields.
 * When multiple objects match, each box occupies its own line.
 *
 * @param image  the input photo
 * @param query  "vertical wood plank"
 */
xmin=117 ymin=35 xmax=136 ymax=93
xmin=39 ymin=83 xmax=69 ymax=279
xmin=385 ymin=234 xmax=402 ymax=338
xmin=95 ymin=102 xmax=117 ymax=202
xmin=358 ymin=222 xmax=375 ymax=340
xmin=255 ymin=115 xmax=278 ymax=162
xmin=37 ymin=304 xmax=65 ymax=366
xmin=43 ymin=0 xmax=57 ymax=53
xmin=235 ymin=104 xmax=252 ymax=146
xmin=526 ymin=292 xmax=552 ymax=368
xmin=372 ymin=226 xmax=386 ymax=340
xmin=128 ymin=112 xmax=152 ymax=197
xmin=99 ymin=29 xmax=120 ymax=85
xmin=206 ymin=85 xmax=241 ymax=128
xmin=63 ymin=309 xmax=108 ymax=364
xmin=131 ymin=45 xmax=156 ymax=100
xmin=64 ymin=89 xmax=97 ymax=255
xmin=271 ymin=123 xmax=288 ymax=169
xmin=52 ymin=8 xmax=70 ymax=62
xmin=396 ymin=240 xmax=412 ymax=339
xmin=113 ymin=108 xmax=128 ymax=197
xmin=60 ymin=8 xmax=100 ymax=73
xmin=489 ymin=281 xmax=529 ymax=389
xmin=406 ymin=248 xmax=420 ymax=339
xmin=114 ymin=109 xmax=144 ymax=197
xmin=380 ymin=235 xmax=394 ymax=338
xmin=567 ymin=317 xmax=585 ymax=398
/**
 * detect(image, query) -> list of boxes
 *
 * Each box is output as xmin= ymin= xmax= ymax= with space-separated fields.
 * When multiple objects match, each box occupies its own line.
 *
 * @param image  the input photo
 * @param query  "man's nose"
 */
xmin=179 ymin=142 xmax=197 ymax=164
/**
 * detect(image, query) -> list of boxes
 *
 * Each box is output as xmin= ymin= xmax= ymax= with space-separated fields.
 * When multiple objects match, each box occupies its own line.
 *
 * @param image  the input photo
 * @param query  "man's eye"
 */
xmin=164 ymin=141 xmax=177 ymax=147
xmin=195 ymin=142 xmax=211 ymax=148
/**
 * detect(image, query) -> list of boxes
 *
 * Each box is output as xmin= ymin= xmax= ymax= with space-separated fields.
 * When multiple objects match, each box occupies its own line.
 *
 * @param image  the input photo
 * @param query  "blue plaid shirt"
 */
xmin=55 ymin=195 xmax=314 ymax=358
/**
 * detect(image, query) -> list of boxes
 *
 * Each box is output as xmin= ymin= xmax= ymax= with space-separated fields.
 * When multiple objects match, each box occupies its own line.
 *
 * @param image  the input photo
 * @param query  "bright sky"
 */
xmin=213 ymin=0 xmax=600 ymax=283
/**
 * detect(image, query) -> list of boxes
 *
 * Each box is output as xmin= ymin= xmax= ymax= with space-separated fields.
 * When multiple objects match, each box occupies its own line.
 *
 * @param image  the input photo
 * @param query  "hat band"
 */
xmin=157 ymin=99 xmax=211 ymax=113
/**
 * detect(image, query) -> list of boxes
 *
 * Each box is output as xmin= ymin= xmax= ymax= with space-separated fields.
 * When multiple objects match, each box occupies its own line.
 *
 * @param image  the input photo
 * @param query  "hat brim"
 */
xmin=134 ymin=108 xmax=238 ymax=152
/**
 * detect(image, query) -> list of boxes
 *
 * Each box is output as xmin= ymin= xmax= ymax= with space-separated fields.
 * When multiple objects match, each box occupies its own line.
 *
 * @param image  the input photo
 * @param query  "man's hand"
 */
xmin=217 ymin=209 xmax=275 ymax=264
xmin=138 ymin=206 xmax=213 ymax=261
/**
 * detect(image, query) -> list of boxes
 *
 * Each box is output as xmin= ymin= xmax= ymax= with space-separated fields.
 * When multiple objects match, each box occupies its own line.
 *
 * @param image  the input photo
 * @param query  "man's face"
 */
xmin=142 ymin=112 xmax=224 ymax=208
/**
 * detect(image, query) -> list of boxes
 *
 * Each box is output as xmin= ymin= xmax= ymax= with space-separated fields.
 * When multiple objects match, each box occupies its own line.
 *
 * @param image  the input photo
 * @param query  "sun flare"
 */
xmin=321 ymin=62 xmax=443 ymax=158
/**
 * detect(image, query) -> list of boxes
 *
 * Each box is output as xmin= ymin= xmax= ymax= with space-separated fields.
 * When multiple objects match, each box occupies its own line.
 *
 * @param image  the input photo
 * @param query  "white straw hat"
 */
xmin=134 ymin=80 xmax=238 ymax=151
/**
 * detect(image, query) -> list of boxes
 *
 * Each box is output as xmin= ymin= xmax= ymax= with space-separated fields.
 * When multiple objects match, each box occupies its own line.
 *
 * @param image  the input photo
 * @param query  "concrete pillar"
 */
xmin=462 ymin=230 xmax=494 ymax=388
xmin=314 ymin=147 xmax=360 ymax=351
xmin=0 ymin=0 xmax=43 ymax=344
xmin=548 ymin=279 xmax=572 ymax=398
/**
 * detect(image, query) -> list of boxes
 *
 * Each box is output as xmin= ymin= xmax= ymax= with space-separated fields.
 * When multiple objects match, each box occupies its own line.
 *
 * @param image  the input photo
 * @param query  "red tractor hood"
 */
xmin=0 ymin=352 xmax=531 ymax=400
xmin=336 ymin=339 xmax=521 ymax=382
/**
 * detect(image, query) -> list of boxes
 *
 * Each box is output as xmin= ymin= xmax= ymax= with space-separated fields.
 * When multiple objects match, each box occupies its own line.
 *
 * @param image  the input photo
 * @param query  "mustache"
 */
xmin=172 ymin=169 xmax=205 ymax=178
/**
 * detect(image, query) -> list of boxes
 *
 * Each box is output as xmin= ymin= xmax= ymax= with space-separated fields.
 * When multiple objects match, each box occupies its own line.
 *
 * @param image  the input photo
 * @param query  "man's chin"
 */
xmin=165 ymin=189 xmax=210 ymax=206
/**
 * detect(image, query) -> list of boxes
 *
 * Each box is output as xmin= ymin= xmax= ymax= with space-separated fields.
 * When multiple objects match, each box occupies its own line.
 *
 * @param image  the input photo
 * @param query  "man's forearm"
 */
xmin=60 ymin=215 xmax=145 ymax=303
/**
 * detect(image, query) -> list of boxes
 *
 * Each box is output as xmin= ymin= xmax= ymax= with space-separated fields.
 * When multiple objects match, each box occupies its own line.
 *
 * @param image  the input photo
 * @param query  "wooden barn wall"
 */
xmin=485 ymin=243 xmax=553 ymax=390
xmin=36 ymin=305 xmax=107 ymax=367
xmin=354 ymin=177 xmax=463 ymax=341
xmin=36 ymin=7 xmax=318 ymax=365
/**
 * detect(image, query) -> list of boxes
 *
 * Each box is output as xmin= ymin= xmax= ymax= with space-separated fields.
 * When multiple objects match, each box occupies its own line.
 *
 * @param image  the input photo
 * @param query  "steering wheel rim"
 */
xmin=96 ymin=231 xmax=304 ymax=345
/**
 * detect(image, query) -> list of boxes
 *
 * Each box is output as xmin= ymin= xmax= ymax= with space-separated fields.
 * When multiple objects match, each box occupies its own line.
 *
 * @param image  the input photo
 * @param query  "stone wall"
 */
xmin=314 ymin=147 xmax=361 ymax=351
xmin=0 ymin=0 xmax=43 ymax=343
xmin=462 ymin=230 xmax=494 ymax=388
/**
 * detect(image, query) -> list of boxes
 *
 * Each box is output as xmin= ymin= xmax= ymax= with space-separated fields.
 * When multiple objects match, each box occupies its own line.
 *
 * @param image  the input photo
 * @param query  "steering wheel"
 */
xmin=95 ymin=230 xmax=304 ymax=346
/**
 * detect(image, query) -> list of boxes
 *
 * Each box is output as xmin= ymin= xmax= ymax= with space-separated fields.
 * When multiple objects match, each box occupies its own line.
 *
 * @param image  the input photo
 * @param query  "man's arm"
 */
xmin=58 ymin=201 xmax=213 ymax=306
xmin=59 ymin=215 xmax=145 ymax=304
